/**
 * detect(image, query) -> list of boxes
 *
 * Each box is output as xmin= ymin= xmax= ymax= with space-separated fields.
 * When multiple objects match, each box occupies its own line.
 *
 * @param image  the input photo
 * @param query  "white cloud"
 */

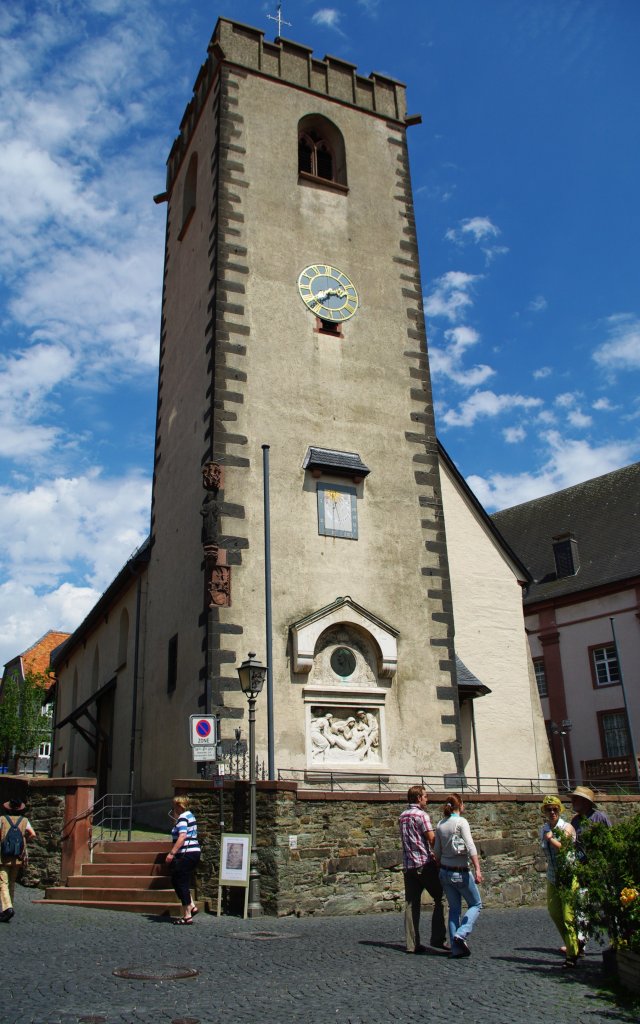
xmin=468 ymin=431 xmax=639 ymax=511
xmin=536 ymin=409 xmax=557 ymax=425
xmin=0 ymin=469 xmax=151 ymax=592
xmin=533 ymin=366 xmax=552 ymax=379
xmin=482 ymin=244 xmax=509 ymax=264
xmin=425 ymin=271 xmax=480 ymax=323
xmin=0 ymin=344 xmax=75 ymax=459
xmin=592 ymin=397 xmax=616 ymax=411
xmin=11 ymin=237 xmax=162 ymax=377
xmin=593 ymin=314 xmax=640 ymax=372
xmin=555 ymin=392 xmax=578 ymax=408
xmin=0 ymin=465 xmax=152 ymax=666
xmin=429 ymin=324 xmax=495 ymax=388
xmin=312 ymin=9 xmax=343 ymax=29
xmin=567 ymin=409 xmax=592 ymax=428
xmin=446 ymin=216 xmax=499 ymax=244
xmin=444 ymin=217 xmax=507 ymax=263
xmin=445 ymin=325 xmax=479 ymax=354
xmin=441 ymin=389 xmax=543 ymax=428
xmin=528 ymin=295 xmax=548 ymax=313
xmin=504 ymin=426 xmax=526 ymax=443
xmin=0 ymin=580 xmax=99 ymax=671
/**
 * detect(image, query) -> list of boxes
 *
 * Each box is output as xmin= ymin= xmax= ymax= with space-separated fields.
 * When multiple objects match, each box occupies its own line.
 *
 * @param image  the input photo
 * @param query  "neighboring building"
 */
xmin=1 ymin=630 xmax=70 ymax=773
xmin=50 ymin=16 xmax=553 ymax=803
xmin=493 ymin=462 xmax=640 ymax=787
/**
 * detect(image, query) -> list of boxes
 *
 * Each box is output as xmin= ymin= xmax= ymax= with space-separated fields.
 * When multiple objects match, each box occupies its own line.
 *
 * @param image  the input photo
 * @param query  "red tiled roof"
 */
xmin=19 ymin=630 xmax=71 ymax=683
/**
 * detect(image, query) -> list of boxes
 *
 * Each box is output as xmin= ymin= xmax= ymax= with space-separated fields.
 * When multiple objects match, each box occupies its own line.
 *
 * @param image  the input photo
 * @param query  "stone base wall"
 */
xmin=0 ymin=776 xmax=95 ymax=888
xmin=175 ymin=779 xmax=640 ymax=917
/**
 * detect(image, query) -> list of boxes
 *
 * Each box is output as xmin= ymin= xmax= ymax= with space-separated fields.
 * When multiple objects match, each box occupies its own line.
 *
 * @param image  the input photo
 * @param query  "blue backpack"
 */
xmin=1 ymin=815 xmax=25 ymax=859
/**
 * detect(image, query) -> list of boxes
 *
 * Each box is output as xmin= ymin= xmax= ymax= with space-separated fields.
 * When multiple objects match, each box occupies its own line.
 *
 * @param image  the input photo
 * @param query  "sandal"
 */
xmin=174 ymin=917 xmax=193 ymax=925
xmin=190 ymin=906 xmax=199 ymax=917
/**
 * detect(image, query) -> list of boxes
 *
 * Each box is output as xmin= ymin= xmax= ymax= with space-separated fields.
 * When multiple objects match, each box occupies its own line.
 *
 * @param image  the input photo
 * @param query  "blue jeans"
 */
xmin=439 ymin=867 xmax=483 ymax=949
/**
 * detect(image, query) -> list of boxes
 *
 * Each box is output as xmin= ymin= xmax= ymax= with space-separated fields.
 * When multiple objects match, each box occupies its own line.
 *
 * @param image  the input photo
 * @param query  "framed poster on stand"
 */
xmin=217 ymin=833 xmax=251 ymax=918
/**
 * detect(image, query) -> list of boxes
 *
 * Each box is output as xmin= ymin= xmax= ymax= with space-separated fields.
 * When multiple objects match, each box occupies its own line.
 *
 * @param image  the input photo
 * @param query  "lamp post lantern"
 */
xmin=237 ymin=652 xmax=267 ymax=917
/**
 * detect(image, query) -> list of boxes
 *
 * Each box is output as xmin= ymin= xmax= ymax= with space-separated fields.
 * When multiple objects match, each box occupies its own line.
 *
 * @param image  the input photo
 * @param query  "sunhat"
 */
xmin=570 ymin=786 xmax=597 ymax=806
xmin=2 ymin=798 xmax=26 ymax=813
xmin=541 ymin=795 xmax=563 ymax=811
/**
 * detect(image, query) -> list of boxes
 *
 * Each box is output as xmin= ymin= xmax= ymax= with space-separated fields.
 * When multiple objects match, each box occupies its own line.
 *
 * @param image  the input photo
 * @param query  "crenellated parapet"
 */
xmin=166 ymin=16 xmax=408 ymax=191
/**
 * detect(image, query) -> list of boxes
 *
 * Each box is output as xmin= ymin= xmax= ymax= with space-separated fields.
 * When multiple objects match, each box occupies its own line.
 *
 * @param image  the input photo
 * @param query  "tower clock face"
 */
xmin=298 ymin=264 xmax=359 ymax=323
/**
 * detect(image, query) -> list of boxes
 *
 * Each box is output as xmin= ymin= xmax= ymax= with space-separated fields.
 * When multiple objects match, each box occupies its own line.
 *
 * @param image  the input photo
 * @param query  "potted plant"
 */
xmin=571 ymin=813 xmax=640 ymax=994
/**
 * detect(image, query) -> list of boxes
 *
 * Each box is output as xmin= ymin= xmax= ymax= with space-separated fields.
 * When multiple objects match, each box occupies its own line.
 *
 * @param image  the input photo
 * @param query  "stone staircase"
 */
xmin=37 ymin=841 xmax=201 ymax=916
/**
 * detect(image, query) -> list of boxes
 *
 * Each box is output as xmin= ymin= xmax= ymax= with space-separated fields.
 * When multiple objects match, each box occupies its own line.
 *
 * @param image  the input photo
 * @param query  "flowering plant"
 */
xmin=572 ymin=812 xmax=640 ymax=953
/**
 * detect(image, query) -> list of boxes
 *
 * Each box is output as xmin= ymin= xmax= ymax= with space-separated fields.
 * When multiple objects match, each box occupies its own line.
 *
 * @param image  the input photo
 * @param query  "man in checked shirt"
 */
xmin=399 ymin=785 xmax=447 ymax=953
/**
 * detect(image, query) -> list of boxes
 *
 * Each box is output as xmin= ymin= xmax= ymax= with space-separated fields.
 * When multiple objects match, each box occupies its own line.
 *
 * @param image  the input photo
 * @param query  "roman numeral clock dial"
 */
xmin=298 ymin=264 xmax=359 ymax=323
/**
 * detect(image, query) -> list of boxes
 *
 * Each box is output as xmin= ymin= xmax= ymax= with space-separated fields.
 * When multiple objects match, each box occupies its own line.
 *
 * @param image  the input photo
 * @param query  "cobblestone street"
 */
xmin=6 ymin=887 xmax=638 ymax=1024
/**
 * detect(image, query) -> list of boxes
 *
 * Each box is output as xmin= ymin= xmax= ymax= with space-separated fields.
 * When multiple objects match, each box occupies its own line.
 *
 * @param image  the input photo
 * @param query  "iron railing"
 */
xmin=89 ymin=791 xmax=133 ymax=851
xmin=275 ymin=768 xmax=640 ymax=795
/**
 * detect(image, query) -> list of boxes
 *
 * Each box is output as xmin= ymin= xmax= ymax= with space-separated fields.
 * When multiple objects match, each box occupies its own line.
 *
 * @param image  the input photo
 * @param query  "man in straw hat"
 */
xmin=570 ymin=786 xmax=611 ymax=839
xmin=1 ymin=797 xmax=36 ymax=922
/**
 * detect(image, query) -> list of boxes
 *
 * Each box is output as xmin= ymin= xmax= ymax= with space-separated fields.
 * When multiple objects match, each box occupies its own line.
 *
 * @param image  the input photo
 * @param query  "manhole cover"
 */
xmin=113 ymin=965 xmax=200 ymax=981
xmin=232 ymin=930 xmax=293 ymax=941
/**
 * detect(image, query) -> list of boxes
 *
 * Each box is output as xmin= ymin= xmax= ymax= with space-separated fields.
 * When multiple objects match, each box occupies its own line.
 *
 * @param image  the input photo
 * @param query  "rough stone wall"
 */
xmin=0 ymin=781 xmax=66 ymax=888
xmin=177 ymin=781 xmax=640 ymax=917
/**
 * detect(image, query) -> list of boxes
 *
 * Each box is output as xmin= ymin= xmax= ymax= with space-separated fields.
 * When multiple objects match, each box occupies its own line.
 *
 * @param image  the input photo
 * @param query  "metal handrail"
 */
xmin=89 ymin=792 xmax=133 ymax=853
xmin=275 ymin=768 xmax=640 ymax=795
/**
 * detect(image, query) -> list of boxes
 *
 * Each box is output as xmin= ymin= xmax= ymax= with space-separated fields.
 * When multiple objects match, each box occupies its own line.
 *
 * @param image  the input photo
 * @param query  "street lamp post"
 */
xmin=551 ymin=719 xmax=573 ymax=791
xmin=237 ymin=652 xmax=267 ymax=917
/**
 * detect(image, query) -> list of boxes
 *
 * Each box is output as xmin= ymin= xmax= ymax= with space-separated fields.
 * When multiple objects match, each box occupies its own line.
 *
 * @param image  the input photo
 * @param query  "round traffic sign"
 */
xmin=195 ymin=719 xmax=212 ymax=739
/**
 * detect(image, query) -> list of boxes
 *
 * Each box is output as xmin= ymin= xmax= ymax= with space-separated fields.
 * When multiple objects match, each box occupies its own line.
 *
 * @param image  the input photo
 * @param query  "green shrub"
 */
xmin=573 ymin=813 xmax=640 ymax=952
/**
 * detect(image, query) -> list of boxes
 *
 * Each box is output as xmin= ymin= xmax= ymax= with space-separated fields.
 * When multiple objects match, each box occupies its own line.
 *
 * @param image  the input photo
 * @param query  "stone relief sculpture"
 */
xmin=310 ymin=708 xmax=380 ymax=763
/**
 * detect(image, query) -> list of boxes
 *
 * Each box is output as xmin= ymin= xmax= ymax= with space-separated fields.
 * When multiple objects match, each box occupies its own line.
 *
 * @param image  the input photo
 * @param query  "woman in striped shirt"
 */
xmin=166 ymin=796 xmax=201 ymax=924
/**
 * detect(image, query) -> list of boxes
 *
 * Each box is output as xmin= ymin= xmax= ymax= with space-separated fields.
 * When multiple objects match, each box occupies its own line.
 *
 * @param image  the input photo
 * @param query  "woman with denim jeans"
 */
xmin=434 ymin=793 xmax=483 ymax=958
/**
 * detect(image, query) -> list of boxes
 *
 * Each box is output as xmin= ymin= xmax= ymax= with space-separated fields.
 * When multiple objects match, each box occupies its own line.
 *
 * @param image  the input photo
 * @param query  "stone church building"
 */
xmin=50 ymin=17 xmax=553 ymax=803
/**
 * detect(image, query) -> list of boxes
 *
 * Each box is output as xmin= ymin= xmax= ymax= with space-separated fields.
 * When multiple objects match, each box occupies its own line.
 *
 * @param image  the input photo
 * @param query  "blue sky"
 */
xmin=1 ymin=0 xmax=639 ymax=666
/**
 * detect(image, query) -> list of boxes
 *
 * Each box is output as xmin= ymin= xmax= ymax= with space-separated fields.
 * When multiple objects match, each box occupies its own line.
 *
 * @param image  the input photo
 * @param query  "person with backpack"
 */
xmin=1 ymin=797 xmax=36 ymax=922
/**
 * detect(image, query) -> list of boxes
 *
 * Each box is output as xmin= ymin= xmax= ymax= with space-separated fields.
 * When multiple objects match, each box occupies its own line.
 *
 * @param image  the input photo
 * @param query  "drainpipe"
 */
xmin=128 ymin=573 xmax=143 ymax=839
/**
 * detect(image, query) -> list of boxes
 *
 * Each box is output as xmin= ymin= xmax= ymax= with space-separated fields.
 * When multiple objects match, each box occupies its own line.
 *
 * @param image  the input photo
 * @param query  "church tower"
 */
xmin=142 ymin=18 xmax=461 ymax=795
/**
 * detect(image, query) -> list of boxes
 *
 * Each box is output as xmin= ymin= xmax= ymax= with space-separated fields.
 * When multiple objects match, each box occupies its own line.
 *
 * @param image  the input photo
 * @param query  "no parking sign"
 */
xmin=189 ymin=715 xmax=218 ymax=759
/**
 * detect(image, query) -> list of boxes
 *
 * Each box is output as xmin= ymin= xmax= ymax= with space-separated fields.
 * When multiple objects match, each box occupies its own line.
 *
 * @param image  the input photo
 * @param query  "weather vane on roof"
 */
xmin=267 ymin=3 xmax=291 ymax=38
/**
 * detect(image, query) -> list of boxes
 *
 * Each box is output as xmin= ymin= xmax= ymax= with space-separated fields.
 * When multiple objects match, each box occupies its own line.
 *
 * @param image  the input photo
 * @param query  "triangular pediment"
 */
xmin=290 ymin=596 xmax=398 ymax=677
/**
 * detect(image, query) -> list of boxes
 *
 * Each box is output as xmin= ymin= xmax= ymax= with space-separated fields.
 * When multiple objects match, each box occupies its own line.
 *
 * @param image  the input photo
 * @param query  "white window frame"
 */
xmin=592 ymin=645 xmax=620 ymax=687
xmin=534 ymin=659 xmax=548 ymax=698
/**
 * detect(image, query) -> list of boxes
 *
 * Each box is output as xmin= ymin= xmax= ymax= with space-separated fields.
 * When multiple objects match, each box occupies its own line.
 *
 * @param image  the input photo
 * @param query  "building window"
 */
xmin=298 ymin=114 xmax=347 ymax=190
xmin=533 ymin=659 xmax=548 ymax=698
xmin=599 ymin=710 xmax=630 ymax=758
xmin=167 ymin=634 xmax=178 ymax=694
xmin=552 ymin=532 xmax=580 ymax=578
xmin=299 ymin=131 xmax=334 ymax=179
xmin=590 ymin=644 xmax=620 ymax=687
xmin=39 ymin=742 xmax=51 ymax=758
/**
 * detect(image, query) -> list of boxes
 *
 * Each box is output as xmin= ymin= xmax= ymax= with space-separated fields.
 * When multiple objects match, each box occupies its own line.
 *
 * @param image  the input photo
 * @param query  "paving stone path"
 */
xmin=5 ymin=887 xmax=638 ymax=1024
